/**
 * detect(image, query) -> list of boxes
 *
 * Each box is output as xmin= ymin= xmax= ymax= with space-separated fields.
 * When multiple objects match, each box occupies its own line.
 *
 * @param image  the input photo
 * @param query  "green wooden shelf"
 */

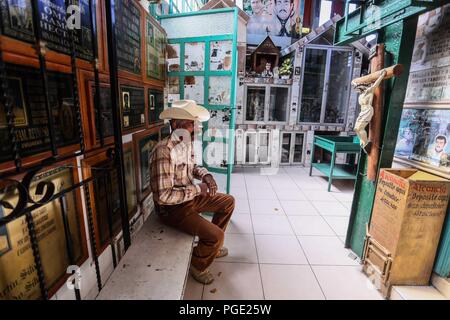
xmin=309 ymin=135 xmax=360 ymax=191
xmin=311 ymin=163 xmax=357 ymax=179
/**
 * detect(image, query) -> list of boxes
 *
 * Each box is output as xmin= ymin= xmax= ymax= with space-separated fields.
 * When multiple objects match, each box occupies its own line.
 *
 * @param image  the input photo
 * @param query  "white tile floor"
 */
xmin=184 ymin=166 xmax=383 ymax=300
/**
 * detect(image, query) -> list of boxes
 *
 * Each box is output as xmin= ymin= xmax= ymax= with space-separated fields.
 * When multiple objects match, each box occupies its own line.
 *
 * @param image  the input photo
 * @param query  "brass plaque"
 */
xmin=0 ymin=64 xmax=79 ymax=163
xmin=115 ymin=0 xmax=141 ymax=74
xmin=0 ymin=0 xmax=94 ymax=60
xmin=0 ymin=166 xmax=84 ymax=300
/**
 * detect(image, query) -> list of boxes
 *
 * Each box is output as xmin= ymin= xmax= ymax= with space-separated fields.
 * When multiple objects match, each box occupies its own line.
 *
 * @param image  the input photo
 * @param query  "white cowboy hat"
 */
xmin=159 ymin=100 xmax=210 ymax=122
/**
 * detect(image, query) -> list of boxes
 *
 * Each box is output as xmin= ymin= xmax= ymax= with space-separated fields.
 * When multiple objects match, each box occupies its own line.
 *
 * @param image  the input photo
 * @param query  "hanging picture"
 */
xmin=208 ymin=76 xmax=231 ymax=105
xmin=167 ymin=43 xmax=181 ymax=72
xmin=394 ymin=108 xmax=450 ymax=175
xmin=210 ymin=40 xmax=233 ymax=71
xmin=184 ymin=76 xmax=204 ymax=104
xmin=184 ymin=42 xmax=205 ymax=71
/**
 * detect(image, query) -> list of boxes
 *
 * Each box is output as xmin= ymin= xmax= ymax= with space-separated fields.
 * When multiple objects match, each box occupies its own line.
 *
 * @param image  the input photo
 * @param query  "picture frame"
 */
xmin=132 ymin=128 xmax=160 ymax=202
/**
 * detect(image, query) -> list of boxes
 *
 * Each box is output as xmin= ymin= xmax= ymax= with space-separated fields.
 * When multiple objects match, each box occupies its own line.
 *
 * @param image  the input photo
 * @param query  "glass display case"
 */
xmin=280 ymin=132 xmax=304 ymax=164
xmin=244 ymin=130 xmax=271 ymax=165
xmin=244 ymin=84 xmax=290 ymax=124
xmin=299 ymin=46 xmax=353 ymax=125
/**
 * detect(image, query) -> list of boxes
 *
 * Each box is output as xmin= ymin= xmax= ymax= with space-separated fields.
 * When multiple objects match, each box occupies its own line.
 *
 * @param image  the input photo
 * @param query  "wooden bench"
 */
xmin=96 ymin=214 xmax=195 ymax=300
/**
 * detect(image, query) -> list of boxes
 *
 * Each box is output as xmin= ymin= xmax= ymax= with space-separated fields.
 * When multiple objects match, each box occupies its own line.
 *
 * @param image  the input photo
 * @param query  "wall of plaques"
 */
xmin=0 ymin=0 xmax=167 ymax=299
xmin=394 ymin=4 xmax=450 ymax=179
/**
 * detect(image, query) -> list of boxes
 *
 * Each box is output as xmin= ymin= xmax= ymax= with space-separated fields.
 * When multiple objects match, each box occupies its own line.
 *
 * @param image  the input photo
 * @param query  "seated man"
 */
xmin=149 ymin=100 xmax=235 ymax=285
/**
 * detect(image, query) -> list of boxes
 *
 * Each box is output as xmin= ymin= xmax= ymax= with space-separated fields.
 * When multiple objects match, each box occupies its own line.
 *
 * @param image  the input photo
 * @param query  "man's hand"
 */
xmin=198 ymin=183 xmax=209 ymax=196
xmin=202 ymin=174 xmax=218 ymax=196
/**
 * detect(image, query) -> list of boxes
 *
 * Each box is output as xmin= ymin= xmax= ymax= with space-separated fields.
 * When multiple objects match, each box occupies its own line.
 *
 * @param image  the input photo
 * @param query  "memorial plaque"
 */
xmin=405 ymin=66 xmax=450 ymax=104
xmin=116 ymin=0 xmax=141 ymax=74
xmin=120 ymin=85 xmax=145 ymax=130
xmin=124 ymin=147 xmax=137 ymax=218
xmin=91 ymin=84 xmax=113 ymax=139
xmin=137 ymin=132 xmax=158 ymax=199
xmin=91 ymin=159 xmax=121 ymax=249
xmin=145 ymin=17 xmax=166 ymax=80
xmin=0 ymin=165 xmax=85 ymax=299
xmin=0 ymin=64 xmax=80 ymax=163
xmin=148 ymin=89 xmax=164 ymax=124
xmin=0 ymin=0 xmax=94 ymax=60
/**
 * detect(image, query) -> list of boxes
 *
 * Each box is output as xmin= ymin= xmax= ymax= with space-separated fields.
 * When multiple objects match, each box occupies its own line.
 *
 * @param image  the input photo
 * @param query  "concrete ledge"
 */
xmin=390 ymin=285 xmax=447 ymax=300
xmin=96 ymin=214 xmax=195 ymax=300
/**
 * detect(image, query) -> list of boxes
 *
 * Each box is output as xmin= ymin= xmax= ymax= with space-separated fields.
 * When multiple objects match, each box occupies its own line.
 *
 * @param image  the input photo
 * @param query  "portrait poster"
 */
xmin=394 ymin=108 xmax=450 ymax=174
xmin=210 ymin=40 xmax=233 ymax=71
xmin=243 ymin=0 xmax=303 ymax=48
xmin=184 ymin=76 xmax=204 ymax=104
xmin=0 ymin=166 xmax=85 ymax=299
xmin=184 ymin=42 xmax=205 ymax=71
xmin=167 ymin=43 xmax=181 ymax=72
xmin=208 ymin=76 xmax=231 ymax=106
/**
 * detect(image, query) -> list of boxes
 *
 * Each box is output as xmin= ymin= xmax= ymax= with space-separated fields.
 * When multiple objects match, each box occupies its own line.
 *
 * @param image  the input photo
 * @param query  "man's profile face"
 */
xmin=275 ymin=0 xmax=293 ymax=20
xmin=435 ymin=138 xmax=446 ymax=152
xmin=171 ymin=119 xmax=195 ymax=142
xmin=250 ymin=0 xmax=263 ymax=15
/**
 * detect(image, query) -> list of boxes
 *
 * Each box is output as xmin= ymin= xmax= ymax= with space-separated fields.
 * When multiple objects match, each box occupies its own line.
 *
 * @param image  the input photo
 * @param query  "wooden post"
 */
xmin=367 ymin=44 xmax=385 ymax=181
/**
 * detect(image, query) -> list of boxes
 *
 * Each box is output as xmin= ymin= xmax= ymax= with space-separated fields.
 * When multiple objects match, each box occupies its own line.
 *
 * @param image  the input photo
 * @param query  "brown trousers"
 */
xmin=158 ymin=193 xmax=235 ymax=272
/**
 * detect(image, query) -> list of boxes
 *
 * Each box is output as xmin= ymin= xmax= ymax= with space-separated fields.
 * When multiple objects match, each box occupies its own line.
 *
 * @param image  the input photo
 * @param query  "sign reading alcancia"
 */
xmin=0 ymin=166 xmax=85 ymax=299
xmin=0 ymin=0 xmax=93 ymax=60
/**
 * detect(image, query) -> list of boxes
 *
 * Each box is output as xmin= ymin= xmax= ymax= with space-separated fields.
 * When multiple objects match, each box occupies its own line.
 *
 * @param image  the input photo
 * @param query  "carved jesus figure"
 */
xmin=352 ymin=69 xmax=387 ymax=153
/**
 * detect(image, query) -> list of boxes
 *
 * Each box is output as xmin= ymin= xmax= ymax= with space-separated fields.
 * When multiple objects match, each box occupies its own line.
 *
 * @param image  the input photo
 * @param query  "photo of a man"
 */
xmin=122 ymin=92 xmax=130 ymax=109
xmin=427 ymin=135 xmax=448 ymax=165
xmin=273 ymin=0 xmax=295 ymax=37
xmin=244 ymin=0 xmax=301 ymax=47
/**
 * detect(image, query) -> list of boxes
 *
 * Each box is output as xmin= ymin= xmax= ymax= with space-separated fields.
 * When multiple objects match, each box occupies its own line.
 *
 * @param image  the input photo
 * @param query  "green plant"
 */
xmin=279 ymin=58 xmax=292 ymax=76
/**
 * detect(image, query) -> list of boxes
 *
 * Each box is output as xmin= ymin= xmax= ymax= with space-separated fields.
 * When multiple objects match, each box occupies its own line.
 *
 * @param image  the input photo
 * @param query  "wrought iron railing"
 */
xmin=0 ymin=0 xmax=131 ymax=300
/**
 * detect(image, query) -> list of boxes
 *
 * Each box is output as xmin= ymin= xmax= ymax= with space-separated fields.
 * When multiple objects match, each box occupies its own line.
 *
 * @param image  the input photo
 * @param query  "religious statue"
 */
xmin=352 ymin=69 xmax=387 ymax=153
xmin=261 ymin=62 xmax=274 ymax=78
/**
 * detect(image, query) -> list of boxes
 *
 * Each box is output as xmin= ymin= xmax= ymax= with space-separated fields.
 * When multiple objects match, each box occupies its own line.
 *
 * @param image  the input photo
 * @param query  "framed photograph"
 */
xmin=0 ymin=76 xmax=28 ymax=128
xmin=0 ymin=158 xmax=88 ymax=299
xmin=394 ymin=107 xmax=450 ymax=178
xmin=120 ymin=85 xmax=146 ymax=131
xmin=123 ymin=142 xmax=138 ymax=219
xmin=133 ymin=128 xmax=160 ymax=202
xmin=82 ymin=150 xmax=122 ymax=252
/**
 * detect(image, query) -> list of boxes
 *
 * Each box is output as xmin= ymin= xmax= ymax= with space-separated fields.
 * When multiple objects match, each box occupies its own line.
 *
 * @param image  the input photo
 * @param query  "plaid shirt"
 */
xmin=150 ymin=132 xmax=210 ymax=205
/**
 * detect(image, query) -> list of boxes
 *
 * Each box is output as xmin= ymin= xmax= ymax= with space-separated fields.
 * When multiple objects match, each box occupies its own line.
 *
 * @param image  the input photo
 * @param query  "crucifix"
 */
xmin=351 ymin=44 xmax=404 ymax=181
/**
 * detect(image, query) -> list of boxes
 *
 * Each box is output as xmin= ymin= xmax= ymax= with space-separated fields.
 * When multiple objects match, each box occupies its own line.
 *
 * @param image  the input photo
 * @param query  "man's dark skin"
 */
xmin=170 ymin=119 xmax=218 ymax=196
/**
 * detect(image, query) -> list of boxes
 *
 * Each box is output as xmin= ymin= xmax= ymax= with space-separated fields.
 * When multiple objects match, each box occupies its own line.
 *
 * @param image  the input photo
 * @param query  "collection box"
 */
xmin=363 ymin=169 xmax=450 ymax=298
